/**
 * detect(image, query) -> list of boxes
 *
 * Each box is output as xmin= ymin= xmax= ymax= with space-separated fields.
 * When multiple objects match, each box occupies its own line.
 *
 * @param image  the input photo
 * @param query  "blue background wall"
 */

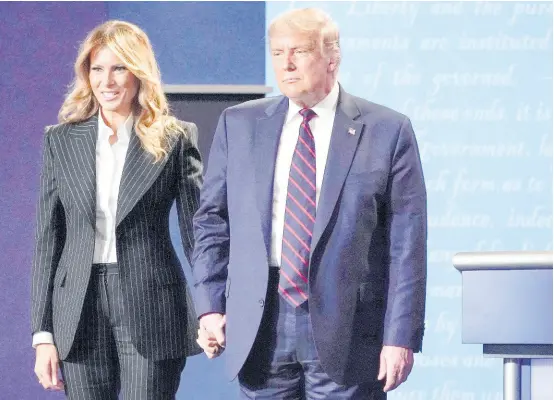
xmin=0 ymin=1 xmax=551 ymax=399
xmin=107 ymin=2 xmax=265 ymax=84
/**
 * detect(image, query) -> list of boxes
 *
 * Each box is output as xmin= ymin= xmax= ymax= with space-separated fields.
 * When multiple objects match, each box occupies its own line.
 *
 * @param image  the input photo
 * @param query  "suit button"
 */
xmin=258 ymin=299 xmax=265 ymax=307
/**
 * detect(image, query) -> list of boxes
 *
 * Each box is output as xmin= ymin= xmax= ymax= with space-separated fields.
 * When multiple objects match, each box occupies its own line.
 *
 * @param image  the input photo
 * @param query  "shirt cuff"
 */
xmin=198 ymin=311 xmax=223 ymax=320
xmin=32 ymin=331 xmax=54 ymax=348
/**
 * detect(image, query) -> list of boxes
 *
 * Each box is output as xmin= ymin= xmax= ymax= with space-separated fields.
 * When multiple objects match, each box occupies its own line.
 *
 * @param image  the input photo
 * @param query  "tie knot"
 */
xmin=299 ymin=108 xmax=316 ymax=122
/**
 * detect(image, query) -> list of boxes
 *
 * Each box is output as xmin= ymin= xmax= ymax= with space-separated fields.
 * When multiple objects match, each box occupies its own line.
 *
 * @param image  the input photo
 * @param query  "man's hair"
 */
xmin=268 ymin=8 xmax=341 ymax=65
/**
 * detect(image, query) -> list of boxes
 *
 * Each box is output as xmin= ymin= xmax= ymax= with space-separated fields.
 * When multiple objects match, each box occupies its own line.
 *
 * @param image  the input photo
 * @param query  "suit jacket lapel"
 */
xmin=67 ymin=116 xmax=98 ymax=227
xmin=311 ymin=89 xmax=364 ymax=254
xmin=255 ymin=97 xmax=288 ymax=258
xmin=116 ymin=129 xmax=176 ymax=227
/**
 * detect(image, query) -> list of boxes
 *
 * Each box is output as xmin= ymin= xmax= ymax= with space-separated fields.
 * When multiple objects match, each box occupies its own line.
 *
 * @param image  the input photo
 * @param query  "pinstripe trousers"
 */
xmin=60 ymin=263 xmax=186 ymax=399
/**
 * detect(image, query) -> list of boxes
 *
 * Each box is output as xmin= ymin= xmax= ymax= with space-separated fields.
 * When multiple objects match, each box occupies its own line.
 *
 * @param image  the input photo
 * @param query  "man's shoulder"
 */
xmin=346 ymin=92 xmax=408 ymax=124
xmin=224 ymin=95 xmax=284 ymax=117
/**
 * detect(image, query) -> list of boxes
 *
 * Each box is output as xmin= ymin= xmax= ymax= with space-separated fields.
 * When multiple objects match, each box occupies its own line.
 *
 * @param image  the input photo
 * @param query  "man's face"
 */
xmin=270 ymin=28 xmax=335 ymax=107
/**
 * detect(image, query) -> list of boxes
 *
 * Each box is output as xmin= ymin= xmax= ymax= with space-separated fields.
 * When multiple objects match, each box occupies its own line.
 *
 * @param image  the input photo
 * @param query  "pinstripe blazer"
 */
xmin=31 ymin=115 xmax=203 ymax=361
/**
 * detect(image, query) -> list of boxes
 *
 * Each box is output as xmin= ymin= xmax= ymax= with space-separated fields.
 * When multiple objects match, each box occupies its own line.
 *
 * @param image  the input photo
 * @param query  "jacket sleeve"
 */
xmin=31 ymin=126 xmax=66 ymax=335
xmin=190 ymin=110 xmax=230 ymax=317
xmin=383 ymin=117 xmax=427 ymax=352
xmin=175 ymin=122 xmax=204 ymax=264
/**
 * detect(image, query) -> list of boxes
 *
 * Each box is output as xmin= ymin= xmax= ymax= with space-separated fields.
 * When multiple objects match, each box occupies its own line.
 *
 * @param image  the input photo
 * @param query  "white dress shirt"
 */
xmin=270 ymin=82 xmax=340 ymax=266
xmin=93 ymin=114 xmax=133 ymax=263
xmin=32 ymin=113 xmax=133 ymax=347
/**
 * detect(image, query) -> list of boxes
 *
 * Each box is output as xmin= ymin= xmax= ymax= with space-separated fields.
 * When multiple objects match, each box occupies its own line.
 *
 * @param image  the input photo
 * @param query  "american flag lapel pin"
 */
xmin=348 ymin=127 xmax=356 ymax=135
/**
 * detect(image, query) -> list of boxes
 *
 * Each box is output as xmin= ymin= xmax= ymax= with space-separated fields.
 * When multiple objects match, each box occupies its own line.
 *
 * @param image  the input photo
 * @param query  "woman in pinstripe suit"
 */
xmin=31 ymin=20 xmax=203 ymax=399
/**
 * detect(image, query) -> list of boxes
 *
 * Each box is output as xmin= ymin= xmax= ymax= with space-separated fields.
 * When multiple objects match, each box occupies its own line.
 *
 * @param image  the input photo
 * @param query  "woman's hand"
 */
xmin=35 ymin=344 xmax=64 ymax=391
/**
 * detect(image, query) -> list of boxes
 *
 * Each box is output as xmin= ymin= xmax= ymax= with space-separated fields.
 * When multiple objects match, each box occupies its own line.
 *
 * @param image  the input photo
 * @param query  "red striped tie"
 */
xmin=279 ymin=108 xmax=317 ymax=307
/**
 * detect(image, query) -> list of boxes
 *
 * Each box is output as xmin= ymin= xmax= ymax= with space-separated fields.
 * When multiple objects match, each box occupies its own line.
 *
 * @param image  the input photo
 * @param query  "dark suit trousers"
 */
xmin=238 ymin=269 xmax=385 ymax=400
xmin=60 ymin=263 xmax=186 ymax=400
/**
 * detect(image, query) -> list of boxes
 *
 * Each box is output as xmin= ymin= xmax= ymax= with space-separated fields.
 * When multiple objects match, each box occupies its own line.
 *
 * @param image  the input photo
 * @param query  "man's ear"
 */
xmin=328 ymin=56 xmax=339 ymax=73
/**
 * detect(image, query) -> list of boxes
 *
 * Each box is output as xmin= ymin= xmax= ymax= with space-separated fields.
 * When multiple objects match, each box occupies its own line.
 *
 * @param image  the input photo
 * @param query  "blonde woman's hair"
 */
xmin=58 ymin=20 xmax=184 ymax=161
xmin=268 ymin=8 xmax=341 ymax=67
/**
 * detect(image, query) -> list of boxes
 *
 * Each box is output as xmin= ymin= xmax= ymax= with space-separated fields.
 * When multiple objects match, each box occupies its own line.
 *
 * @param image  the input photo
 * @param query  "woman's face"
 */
xmin=89 ymin=46 xmax=139 ymax=117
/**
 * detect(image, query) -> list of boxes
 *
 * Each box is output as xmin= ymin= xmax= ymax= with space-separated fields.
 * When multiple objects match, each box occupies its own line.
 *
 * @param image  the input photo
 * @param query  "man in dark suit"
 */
xmin=193 ymin=7 xmax=427 ymax=398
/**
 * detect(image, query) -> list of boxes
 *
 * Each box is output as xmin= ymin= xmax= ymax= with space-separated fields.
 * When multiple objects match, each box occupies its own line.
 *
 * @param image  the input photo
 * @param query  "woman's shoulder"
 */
xmin=173 ymin=119 xmax=199 ymax=143
xmin=45 ymin=116 xmax=97 ymax=137
xmin=43 ymin=122 xmax=71 ymax=141
xmin=176 ymin=119 xmax=198 ymax=134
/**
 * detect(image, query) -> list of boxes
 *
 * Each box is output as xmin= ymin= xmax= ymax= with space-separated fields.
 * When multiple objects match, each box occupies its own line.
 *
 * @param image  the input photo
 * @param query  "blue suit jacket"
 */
xmin=192 ymin=87 xmax=427 ymax=385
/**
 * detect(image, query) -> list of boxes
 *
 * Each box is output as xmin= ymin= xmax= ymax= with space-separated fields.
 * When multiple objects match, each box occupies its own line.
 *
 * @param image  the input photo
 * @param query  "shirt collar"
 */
xmin=285 ymin=81 xmax=340 ymax=124
xmin=97 ymin=110 xmax=134 ymax=142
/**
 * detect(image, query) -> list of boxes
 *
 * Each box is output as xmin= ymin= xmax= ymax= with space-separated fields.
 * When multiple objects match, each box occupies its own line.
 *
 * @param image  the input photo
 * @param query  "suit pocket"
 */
xmin=345 ymin=169 xmax=388 ymax=194
xmin=225 ymin=278 xmax=231 ymax=298
xmin=356 ymin=282 xmax=384 ymax=341
xmin=54 ymin=269 xmax=68 ymax=288
xmin=358 ymin=282 xmax=385 ymax=311
xmin=154 ymin=268 xmax=180 ymax=286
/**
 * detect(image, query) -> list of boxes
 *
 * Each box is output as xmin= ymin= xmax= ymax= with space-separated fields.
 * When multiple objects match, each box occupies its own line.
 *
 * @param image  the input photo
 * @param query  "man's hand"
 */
xmin=197 ymin=313 xmax=226 ymax=359
xmin=377 ymin=345 xmax=414 ymax=392
xmin=35 ymin=344 xmax=64 ymax=391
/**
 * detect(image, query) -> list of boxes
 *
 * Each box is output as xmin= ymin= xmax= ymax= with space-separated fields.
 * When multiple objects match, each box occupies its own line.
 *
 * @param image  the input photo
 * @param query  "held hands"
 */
xmin=196 ymin=313 xmax=226 ymax=359
xmin=35 ymin=344 xmax=64 ymax=391
xmin=377 ymin=345 xmax=414 ymax=392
